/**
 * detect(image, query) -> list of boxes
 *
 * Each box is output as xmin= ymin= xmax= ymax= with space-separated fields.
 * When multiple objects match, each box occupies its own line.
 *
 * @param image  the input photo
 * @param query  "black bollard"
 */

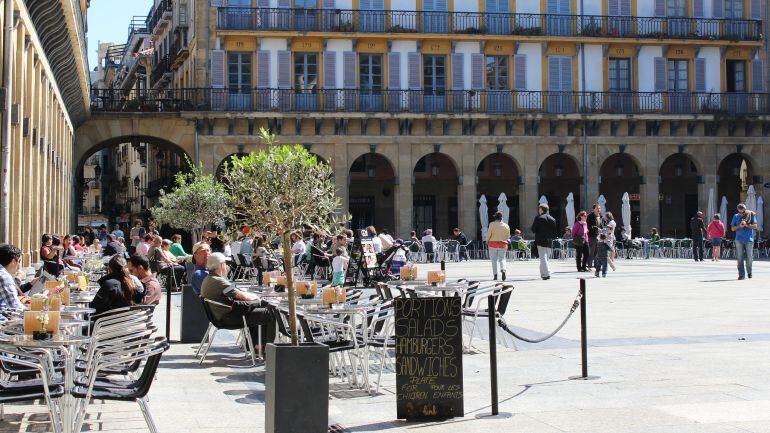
xmin=487 ymin=294 xmax=498 ymax=415
xmin=440 ymin=259 xmax=445 ymax=271
xmin=580 ymin=278 xmax=587 ymax=378
xmin=166 ymin=284 xmax=172 ymax=342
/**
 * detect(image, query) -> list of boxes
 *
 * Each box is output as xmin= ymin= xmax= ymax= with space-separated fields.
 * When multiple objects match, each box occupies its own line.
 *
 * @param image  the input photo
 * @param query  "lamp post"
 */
xmin=580 ymin=0 xmax=589 ymax=210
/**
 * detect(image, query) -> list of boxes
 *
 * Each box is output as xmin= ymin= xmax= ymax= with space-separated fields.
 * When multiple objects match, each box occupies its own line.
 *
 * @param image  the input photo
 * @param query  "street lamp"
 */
xmin=615 ymin=161 xmax=624 ymax=177
xmin=366 ymin=164 xmax=376 ymax=178
xmin=674 ymin=163 xmax=683 ymax=177
xmin=493 ymin=162 xmax=502 ymax=177
xmin=430 ymin=162 xmax=440 ymax=177
xmin=555 ymin=162 xmax=564 ymax=177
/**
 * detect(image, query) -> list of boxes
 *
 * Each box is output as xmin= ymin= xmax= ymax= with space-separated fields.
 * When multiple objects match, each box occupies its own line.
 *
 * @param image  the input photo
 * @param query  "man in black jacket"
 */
xmin=586 ymin=204 xmax=603 ymax=269
xmin=531 ymin=204 xmax=558 ymax=280
xmin=690 ymin=211 xmax=707 ymax=262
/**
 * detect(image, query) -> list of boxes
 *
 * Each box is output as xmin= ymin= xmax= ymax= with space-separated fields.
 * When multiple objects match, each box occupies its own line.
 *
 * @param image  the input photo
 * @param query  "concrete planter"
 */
xmin=265 ymin=342 xmax=329 ymax=433
xmin=180 ymin=284 xmax=209 ymax=343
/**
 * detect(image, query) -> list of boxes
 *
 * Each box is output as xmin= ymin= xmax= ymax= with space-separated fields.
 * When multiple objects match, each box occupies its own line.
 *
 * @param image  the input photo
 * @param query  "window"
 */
xmin=725 ymin=0 xmax=744 ymax=18
xmin=726 ymin=60 xmax=746 ymax=92
xmin=295 ymin=0 xmax=316 ymax=7
xmin=359 ymin=54 xmax=383 ymax=93
xmin=666 ymin=0 xmax=686 ymax=17
xmin=423 ymin=55 xmax=446 ymax=95
xmin=486 ymin=56 xmax=509 ymax=90
xmin=294 ymin=53 xmax=318 ymax=92
xmin=227 ymin=52 xmax=252 ymax=93
xmin=667 ymin=59 xmax=689 ymax=92
xmin=608 ymin=58 xmax=631 ymax=91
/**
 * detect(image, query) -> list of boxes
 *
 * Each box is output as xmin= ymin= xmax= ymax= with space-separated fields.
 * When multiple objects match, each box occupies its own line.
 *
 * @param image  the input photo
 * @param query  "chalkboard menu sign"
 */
xmin=395 ymin=297 xmax=464 ymax=420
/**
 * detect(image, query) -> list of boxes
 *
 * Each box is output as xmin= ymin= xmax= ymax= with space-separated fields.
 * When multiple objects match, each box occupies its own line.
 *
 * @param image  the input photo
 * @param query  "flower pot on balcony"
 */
xmin=265 ymin=342 xmax=329 ymax=433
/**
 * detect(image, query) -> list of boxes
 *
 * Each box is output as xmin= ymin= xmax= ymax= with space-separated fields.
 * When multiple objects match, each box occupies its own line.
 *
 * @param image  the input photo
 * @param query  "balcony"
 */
xmin=170 ymin=27 xmax=190 ymax=70
xmin=148 ymin=0 xmax=173 ymax=36
xmin=217 ymin=7 xmax=762 ymax=41
xmin=127 ymin=16 xmax=150 ymax=41
xmin=150 ymin=55 xmax=172 ymax=88
xmin=90 ymin=87 xmax=770 ymax=116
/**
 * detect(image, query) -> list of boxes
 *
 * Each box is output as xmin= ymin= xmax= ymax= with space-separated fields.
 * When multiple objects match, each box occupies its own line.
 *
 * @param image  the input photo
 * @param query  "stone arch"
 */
xmin=659 ymin=153 xmax=700 ymax=237
xmin=718 ymin=153 xmax=757 ymax=216
xmin=348 ymin=153 xmax=397 ymax=232
xmin=599 ymin=153 xmax=642 ymax=236
xmin=412 ymin=153 xmax=459 ymax=238
xmin=538 ymin=153 xmax=582 ymax=232
xmin=476 ymin=153 xmax=521 ymax=238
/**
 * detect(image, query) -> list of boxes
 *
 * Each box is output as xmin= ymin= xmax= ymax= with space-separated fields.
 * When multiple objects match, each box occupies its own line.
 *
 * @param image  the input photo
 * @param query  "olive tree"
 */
xmin=151 ymin=161 xmax=232 ymax=242
xmin=222 ymin=129 xmax=346 ymax=346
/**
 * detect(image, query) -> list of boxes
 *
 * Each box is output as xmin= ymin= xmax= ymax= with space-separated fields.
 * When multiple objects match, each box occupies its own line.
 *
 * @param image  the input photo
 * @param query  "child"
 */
xmin=390 ymin=240 xmax=407 ymax=274
xmin=595 ymin=233 xmax=612 ymax=278
xmin=331 ymin=247 xmax=349 ymax=287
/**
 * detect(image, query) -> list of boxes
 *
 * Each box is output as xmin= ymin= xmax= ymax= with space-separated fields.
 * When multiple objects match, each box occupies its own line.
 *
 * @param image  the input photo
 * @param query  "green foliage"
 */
xmin=151 ymin=159 xmax=232 ymax=240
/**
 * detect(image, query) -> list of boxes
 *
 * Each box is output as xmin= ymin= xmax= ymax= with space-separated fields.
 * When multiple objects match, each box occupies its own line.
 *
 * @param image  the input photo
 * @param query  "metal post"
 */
xmin=580 ymin=0 xmax=589 ymax=210
xmin=166 ymin=284 xmax=172 ymax=342
xmin=487 ymin=294 xmax=498 ymax=415
xmin=579 ymin=278 xmax=587 ymax=378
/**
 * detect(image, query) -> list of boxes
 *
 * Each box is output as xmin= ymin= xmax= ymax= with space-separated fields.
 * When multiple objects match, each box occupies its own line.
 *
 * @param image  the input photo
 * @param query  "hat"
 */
xmin=206 ymin=252 xmax=228 ymax=271
xmin=192 ymin=241 xmax=210 ymax=255
xmin=737 ymin=203 xmax=746 ymax=210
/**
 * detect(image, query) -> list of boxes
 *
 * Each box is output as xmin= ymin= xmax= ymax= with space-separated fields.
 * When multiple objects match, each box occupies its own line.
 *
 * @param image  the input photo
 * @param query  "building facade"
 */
xmin=85 ymin=0 xmax=770 ymax=240
xmin=0 ymin=0 xmax=90 ymax=263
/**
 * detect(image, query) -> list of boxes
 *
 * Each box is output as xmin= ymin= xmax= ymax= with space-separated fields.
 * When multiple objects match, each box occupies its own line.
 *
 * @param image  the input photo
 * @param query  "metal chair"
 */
xmin=197 ymin=298 xmax=258 ymax=366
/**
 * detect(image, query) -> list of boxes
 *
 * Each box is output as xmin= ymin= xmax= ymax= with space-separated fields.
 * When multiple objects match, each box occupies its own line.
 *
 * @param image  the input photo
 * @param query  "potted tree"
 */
xmin=222 ymin=128 xmax=346 ymax=433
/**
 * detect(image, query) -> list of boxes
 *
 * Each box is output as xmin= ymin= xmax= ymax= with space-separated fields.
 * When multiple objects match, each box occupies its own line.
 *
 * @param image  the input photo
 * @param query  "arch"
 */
xmin=538 ymin=153 xmax=582 ymax=233
xmin=476 ymin=153 xmax=521 ymax=237
xmin=413 ymin=153 xmax=459 ymax=238
xmin=348 ymin=153 xmax=397 ymax=233
xmin=75 ymin=135 xmax=192 ymax=176
xmin=215 ymin=153 xmax=250 ymax=180
xmin=717 ymin=153 xmax=755 ymax=218
xmin=599 ymin=153 xmax=641 ymax=236
xmin=659 ymin=153 xmax=699 ymax=237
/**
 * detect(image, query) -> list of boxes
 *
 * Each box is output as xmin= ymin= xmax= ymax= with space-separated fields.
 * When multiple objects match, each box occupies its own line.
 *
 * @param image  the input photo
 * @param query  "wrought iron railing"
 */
xmin=127 ymin=16 xmax=150 ymax=39
xmin=150 ymin=55 xmax=171 ymax=86
xmin=91 ymin=87 xmax=770 ymax=115
xmin=148 ymin=0 xmax=173 ymax=34
xmin=217 ymin=7 xmax=762 ymax=40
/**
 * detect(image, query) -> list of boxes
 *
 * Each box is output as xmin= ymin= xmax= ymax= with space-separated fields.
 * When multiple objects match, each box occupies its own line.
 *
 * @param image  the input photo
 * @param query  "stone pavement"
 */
xmin=2 ymin=257 xmax=769 ymax=432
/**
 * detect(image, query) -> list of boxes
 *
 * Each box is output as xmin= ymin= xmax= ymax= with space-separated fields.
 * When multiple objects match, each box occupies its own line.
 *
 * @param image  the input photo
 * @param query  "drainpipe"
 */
xmin=205 ymin=0 xmax=211 ymax=88
xmin=0 ymin=0 xmax=14 ymax=243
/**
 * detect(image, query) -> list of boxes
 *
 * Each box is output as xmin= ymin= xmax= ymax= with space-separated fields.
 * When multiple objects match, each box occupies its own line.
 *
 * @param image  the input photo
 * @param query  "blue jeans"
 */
xmin=594 ymin=257 xmax=608 ymax=276
xmin=735 ymin=240 xmax=754 ymax=278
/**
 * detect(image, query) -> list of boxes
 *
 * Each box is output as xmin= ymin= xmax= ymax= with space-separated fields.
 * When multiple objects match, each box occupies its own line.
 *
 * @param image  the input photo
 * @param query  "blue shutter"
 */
xmin=423 ymin=0 xmax=435 ymax=11
xmin=408 ymin=52 xmax=421 ymax=90
xmin=435 ymin=0 xmax=448 ymax=11
xmin=486 ymin=0 xmax=497 ymax=13
xmin=608 ymin=0 xmax=619 ymax=16
xmin=560 ymin=57 xmax=572 ymax=91
xmin=210 ymin=50 xmax=225 ymax=88
xmin=752 ymin=59 xmax=764 ymax=92
xmin=694 ymin=58 xmax=706 ymax=92
xmin=471 ymin=53 xmax=485 ymax=90
xmin=498 ymin=0 xmax=509 ymax=13
xmin=514 ymin=54 xmax=527 ymax=90
xmin=712 ymin=0 xmax=723 ymax=18
xmin=278 ymin=0 xmax=290 ymax=7
xmin=277 ymin=50 xmax=291 ymax=89
xmin=359 ymin=0 xmax=372 ymax=10
xmin=257 ymin=50 xmax=271 ymax=88
xmin=343 ymin=51 xmax=357 ymax=88
xmin=372 ymin=0 xmax=384 ymax=9
xmin=548 ymin=56 xmax=561 ymax=91
xmin=620 ymin=0 xmax=631 ymax=15
xmin=559 ymin=0 xmax=570 ymax=13
xmin=692 ymin=0 xmax=704 ymax=17
xmin=451 ymin=53 xmax=464 ymax=90
xmin=546 ymin=0 xmax=558 ymax=14
xmin=257 ymin=0 xmax=269 ymax=7
xmin=324 ymin=51 xmax=337 ymax=89
xmin=388 ymin=52 xmax=401 ymax=89
xmin=749 ymin=0 xmax=761 ymax=20
xmin=654 ymin=57 xmax=667 ymax=92
xmin=654 ymin=0 xmax=666 ymax=16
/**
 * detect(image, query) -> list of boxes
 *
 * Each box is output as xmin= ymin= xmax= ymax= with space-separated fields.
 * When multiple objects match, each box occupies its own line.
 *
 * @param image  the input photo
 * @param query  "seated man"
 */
xmin=189 ymin=242 xmax=211 ymax=296
xmin=200 ymin=253 xmax=275 ymax=348
xmin=0 ymin=244 xmax=28 ymax=319
xmin=128 ymin=254 xmax=161 ymax=305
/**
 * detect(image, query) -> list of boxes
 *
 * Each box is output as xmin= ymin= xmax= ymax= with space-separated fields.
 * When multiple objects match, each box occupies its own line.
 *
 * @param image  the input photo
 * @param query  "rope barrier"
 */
xmin=497 ymin=289 xmax=583 ymax=343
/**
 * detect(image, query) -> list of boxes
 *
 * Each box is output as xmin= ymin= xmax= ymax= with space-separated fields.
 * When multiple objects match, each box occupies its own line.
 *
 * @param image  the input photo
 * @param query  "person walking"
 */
xmin=572 ymin=211 xmax=589 ymax=272
xmin=594 ymin=233 xmax=612 ymax=278
xmin=531 ymin=204 xmax=557 ymax=280
xmin=604 ymin=212 xmax=618 ymax=270
xmin=586 ymin=204 xmax=603 ymax=269
xmin=731 ymin=203 xmax=757 ymax=280
xmin=690 ymin=211 xmax=707 ymax=262
xmin=487 ymin=212 xmax=510 ymax=280
xmin=707 ymin=214 xmax=726 ymax=261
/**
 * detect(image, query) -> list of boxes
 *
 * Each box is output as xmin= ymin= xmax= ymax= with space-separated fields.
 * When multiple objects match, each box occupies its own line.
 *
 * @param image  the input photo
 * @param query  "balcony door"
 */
xmin=227 ymin=52 xmax=252 ymax=110
xmin=666 ymin=0 xmax=688 ymax=36
xmin=423 ymin=0 xmax=449 ymax=33
xmin=607 ymin=58 xmax=633 ymax=113
xmin=226 ymin=0 xmax=252 ymax=30
xmin=294 ymin=52 xmax=319 ymax=110
xmin=667 ymin=59 xmax=690 ymax=113
xmin=485 ymin=0 xmax=510 ymax=35
xmin=486 ymin=55 xmax=511 ymax=112
xmin=547 ymin=56 xmax=572 ymax=113
xmin=295 ymin=0 xmax=319 ymax=31
xmin=546 ymin=0 xmax=571 ymax=36
xmin=724 ymin=0 xmax=748 ymax=37
xmin=359 ymin=54 xmax=384 ymax=111
xmin=726 ymin=60 xmax=748 ymax=113
xmin=423 ymin=55 xmax=446 ymax=112
xmin=359 ymin=0 xmax=386 ymax=32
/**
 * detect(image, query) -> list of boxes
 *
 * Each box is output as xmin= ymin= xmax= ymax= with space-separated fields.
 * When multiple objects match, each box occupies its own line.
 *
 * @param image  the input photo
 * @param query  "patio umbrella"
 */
xmin=565 ymin=192 xmax=576 ymax=229
xmin=706 ymin=188 xmax=715 ymax=223
xmin=719 ymin=196 xmax=728 ymax=224
xmin=597 ymin=194 xmax=607 ymax=217
xmin=621 ymin=192 xmax=632 ymax=237
xmin=479 ymin=195 xmax=489 ymax=240
xmin=745 ymin=185 xmax=757 ymax=213
xmin=757 ymin=196 xmax=764 ymax=232
xmin=497 ymin=192 xmax=510 ymax=225
xmin=539 ymin=195 xmax=548 ymax=206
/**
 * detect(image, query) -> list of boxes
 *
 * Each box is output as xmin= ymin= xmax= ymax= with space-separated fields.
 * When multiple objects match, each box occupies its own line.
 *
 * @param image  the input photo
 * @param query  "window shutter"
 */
xmin=372 ymin=0 xmax=385 ymax=9
xmin=694 ymin=58 xmax=706 ymax=92
xmin=423 ymin=0 xmax=435 ymax=11
xmin=211 ymin=0 xmax=225 ymax=7
xmin=548 ymin=57 xmax=560 ymax=91
xmin=388 ymin=52 xmax=401 ymax=89
xmin=435 ymin=0 xmax=448 ymax=11
xmin=654 ymin=0 xmax=666 ymax=16
xmin=749 ymin=0 xmax=761 ymax=20
xmin=471 ymin=53 xmax=485 ymax=90
xmin=514 ymin=54 xmax=527 ymax=90
xmin=712 ymin=0 xmax=723 ymax=18
xmin=257 ymin=0 xmax=270 ymax=7
xmin=498 ymin=0 xmax=509 ymax=13
xmin=546 ymin=0 xmax=557 ymax=14
xmin=277 ymin=50 xmax=291 ymax=88
xmin=560 ymin=57 xmax=572 ymax=91
xmin=654 ymin=57 xmax=667 ymax=92
xmin=620 ymin=0 xmax=631 ymax=15
xmin=322 ymin=0 xmax=335 ymax=8
xmin=324 ymin=51 xmax=337 ymax=89
xmin=359 ymin=0 xmax=372 ymax=9
xmin=257 ymin=50 xmax=271 ymax=89
xmin=408 ymin=52 xmax=421 ymax=90
xmin=278 ymin=0 xmax=290 ymax=7
xmin=210 ymin=49 xmax=225 ymax=88
xmin=451 ymin=53 xmax=464 ymax=90
xmin=486 ymin=0 xmax=497 ymax=13
xmin=608 ymin=0 xmax=619 ymax=16
xmin=343 ymin=51 xmax=356 ymax=88
xmin=692 ymin=0 xmax=704 ymax=17
xmin=752 ymin=59 xmax=765 ymax=92
xmin=559 ymin=0 xmax=570 ymax=13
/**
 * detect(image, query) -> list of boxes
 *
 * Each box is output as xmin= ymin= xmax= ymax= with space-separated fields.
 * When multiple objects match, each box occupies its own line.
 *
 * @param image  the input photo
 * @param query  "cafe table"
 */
xmin=0 ymin=333 xmax=92 ymax=433
xmin=386 ymin=280 xmax=468 ymax=298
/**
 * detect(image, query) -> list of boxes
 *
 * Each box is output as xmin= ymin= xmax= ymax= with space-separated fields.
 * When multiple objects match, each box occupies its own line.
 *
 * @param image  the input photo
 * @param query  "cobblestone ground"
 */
xmin=2 ymin=257 xmax=769 ymax=432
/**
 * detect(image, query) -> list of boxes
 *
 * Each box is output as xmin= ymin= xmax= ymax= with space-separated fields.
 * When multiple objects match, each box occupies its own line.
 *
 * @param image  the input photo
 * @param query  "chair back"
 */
xmin=202 ymin=298 xmax=234 ymax=329
xmin=130 ymin=338 xmax=170 ymax=398
xmin=495 ymin=284 xmax=514 ymax=316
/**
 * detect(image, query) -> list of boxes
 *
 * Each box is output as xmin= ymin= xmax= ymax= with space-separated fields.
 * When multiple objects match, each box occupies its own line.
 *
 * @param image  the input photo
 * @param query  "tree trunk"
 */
xmin=281 ymin=232 xmax=299 ymax=346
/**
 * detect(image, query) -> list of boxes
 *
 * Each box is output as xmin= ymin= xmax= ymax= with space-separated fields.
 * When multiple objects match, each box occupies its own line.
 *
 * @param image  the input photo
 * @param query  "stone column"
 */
xmin=640 ymin=142 xmax=660 ymax=234
xmin=520 ymin=146 xmax=539 ymax=236
xmin=459 ymin=141 xmax=476 ymax=240
xmin=699 ymin=144 xmax=718 ymax=220
xmin=333 ymin=141 xmax=348 ymax=221
xmin=396 ymin=141 xmax=413 ymax=238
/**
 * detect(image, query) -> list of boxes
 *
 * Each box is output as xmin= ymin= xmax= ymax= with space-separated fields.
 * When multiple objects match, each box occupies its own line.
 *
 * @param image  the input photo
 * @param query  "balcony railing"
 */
xmin=127 ymin=16 xmax=149 ymax=40
xmin=148 ymin=0 xmax=173 ymax=35
xmin=91 ymin=87 xmax=770 ymax=116
xmin=150 ymin=55 xmax=171 ymax=87
xmin=217 ymin=7 xmax=762 ymax=41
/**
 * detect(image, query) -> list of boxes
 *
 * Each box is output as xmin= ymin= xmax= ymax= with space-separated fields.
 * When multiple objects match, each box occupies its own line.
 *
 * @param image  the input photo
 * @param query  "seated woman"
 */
xmin=61 ymin=235 xmax=83 ymax=270
xmin=40 ymin=234 xmax=65 ymax=276
xmin=72 ymin=235 xmax=88 ymax=253
xmin=153 ymin=238 xmax=186 ymax=291
xmin=88 ymin=238 xmax=102 ymax=255
xmin=89 ymin=256 xmax=145 ymax=315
